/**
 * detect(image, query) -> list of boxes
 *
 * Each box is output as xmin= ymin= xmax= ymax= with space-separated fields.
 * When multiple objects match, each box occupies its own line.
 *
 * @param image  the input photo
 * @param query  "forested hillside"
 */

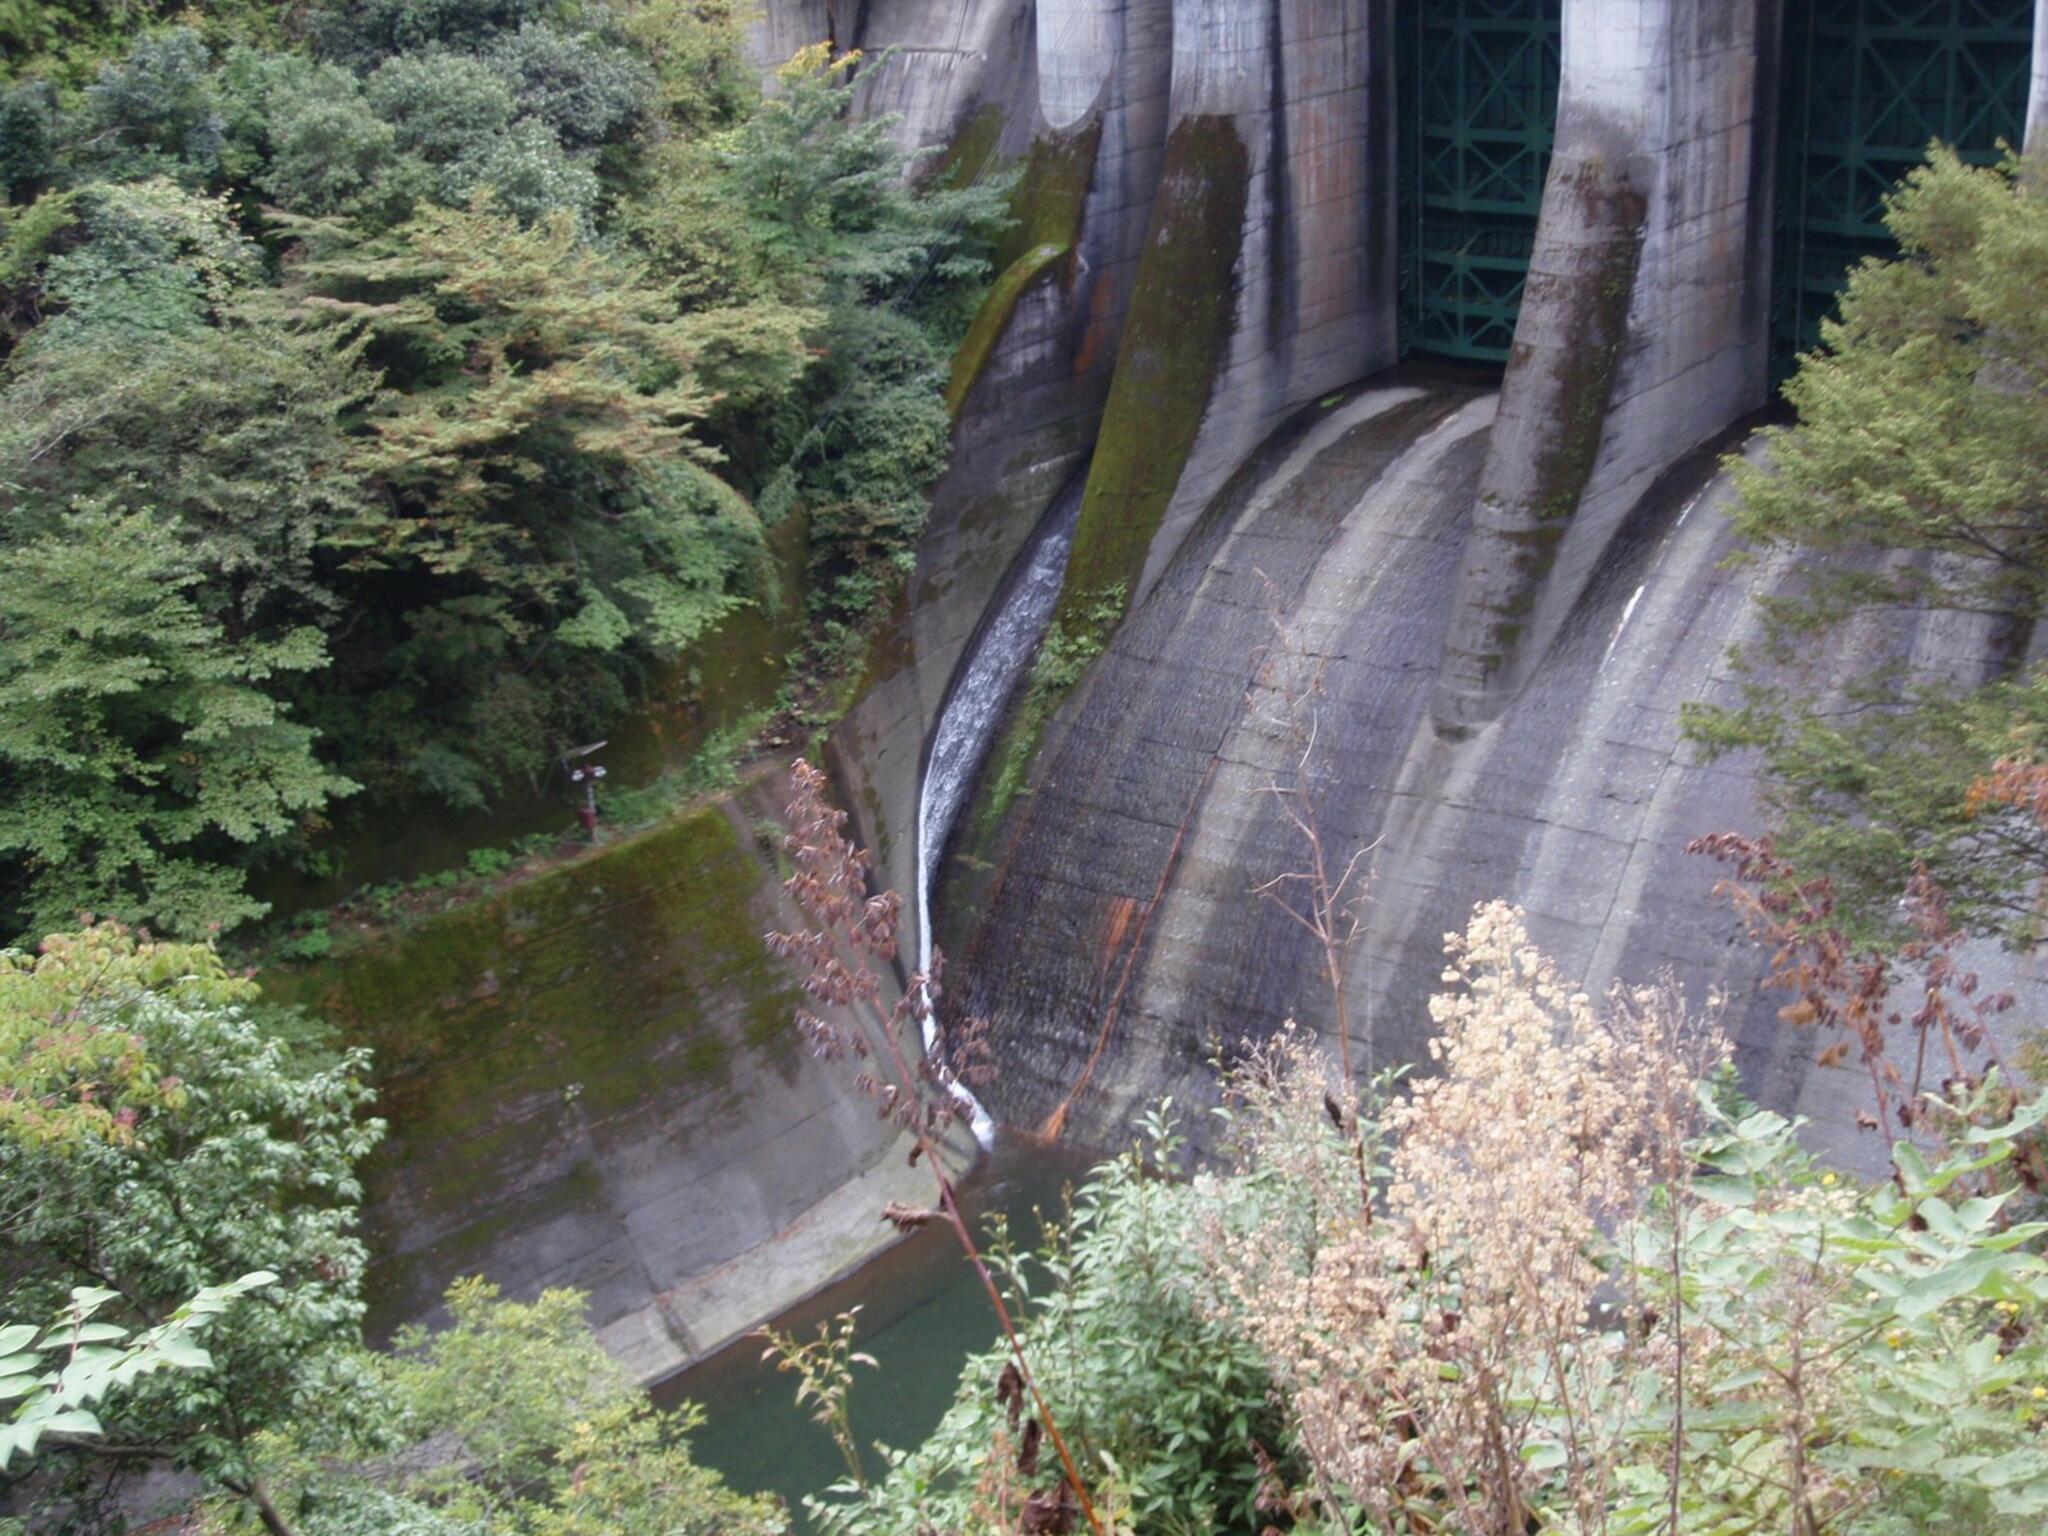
xmin=0 ymin=0 xmax=1007 ymax=944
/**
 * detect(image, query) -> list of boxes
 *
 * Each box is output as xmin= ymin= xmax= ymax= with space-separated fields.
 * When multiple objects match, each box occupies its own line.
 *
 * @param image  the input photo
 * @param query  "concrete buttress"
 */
xmin=1431 ymin=0 xmax=1780 ymax=731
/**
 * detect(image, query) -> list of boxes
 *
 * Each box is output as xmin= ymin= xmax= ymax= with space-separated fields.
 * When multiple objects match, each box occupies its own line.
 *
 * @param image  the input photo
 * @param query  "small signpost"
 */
xmin=560 ymin=740 xmax=608 ymax=842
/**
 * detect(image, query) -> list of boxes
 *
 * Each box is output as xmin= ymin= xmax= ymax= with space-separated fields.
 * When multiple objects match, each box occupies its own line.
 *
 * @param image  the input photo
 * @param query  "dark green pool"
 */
xmin=657 ymin=1134 xmax=1101 ymax=1527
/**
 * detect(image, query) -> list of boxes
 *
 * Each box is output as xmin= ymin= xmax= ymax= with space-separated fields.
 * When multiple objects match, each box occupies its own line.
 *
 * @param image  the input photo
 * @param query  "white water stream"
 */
xmin=914 ymin=478 xmax=1086 ymax=1143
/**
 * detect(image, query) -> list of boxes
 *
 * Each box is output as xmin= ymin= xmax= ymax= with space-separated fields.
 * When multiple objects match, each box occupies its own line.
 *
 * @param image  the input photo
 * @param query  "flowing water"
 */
xmin=669 ymin=477 xmax=1093 ymax=1522
xmin=916 ymin=475 xmax=1087 ymax=984
xmin=913 ymin=472 xmax=1087 ymax=1142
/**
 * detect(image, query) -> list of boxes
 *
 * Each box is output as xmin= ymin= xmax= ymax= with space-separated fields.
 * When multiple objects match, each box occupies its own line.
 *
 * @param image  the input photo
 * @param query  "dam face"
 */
xmin=815 ymin=0 xmax=2048 ymax=1160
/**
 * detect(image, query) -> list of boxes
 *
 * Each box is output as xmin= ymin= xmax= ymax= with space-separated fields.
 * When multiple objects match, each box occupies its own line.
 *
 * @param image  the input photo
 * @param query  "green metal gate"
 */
xmin=1774 ymin=0 xmax=2034 ymax=378
xmin=1398 ymin=0 xmax=1562 ymax=363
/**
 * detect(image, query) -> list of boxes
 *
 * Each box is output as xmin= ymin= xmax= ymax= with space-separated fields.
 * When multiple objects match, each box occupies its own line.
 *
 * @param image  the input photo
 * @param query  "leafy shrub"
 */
xmin=364 ymin=47 xmax=514 ymax=173
xmin=485 ymin=21 xmax=652 ymax=149
xmin=275 ymin=912 xmax=335 ymax=962
xmin=76 ymin=27 xmax=224 ymax=182
xmin=1197 ymin=906 xmax=2048 ymax=1535
xmin=812 ymin=1111 xmax=1296 ymax=1535
xmin=464 ymin=845 xmax=514 ymax=879
xmin=243 ymin=1279 xmax=786 ymax=1536
xmin=27 ymin=175 xmax=254 ymax=340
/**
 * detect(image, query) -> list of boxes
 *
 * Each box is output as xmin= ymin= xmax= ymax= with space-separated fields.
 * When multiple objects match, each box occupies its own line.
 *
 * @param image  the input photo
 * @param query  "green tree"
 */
xmin=715 ymin=47 xmax=1012 ymax=616
xmin=308 ymin=0 xmax=559 ymax=69
xmin=0 ymin=933 xmax=382 ymax=1532
xmin=0 ymin=296 xmax=381 ymax=638
xmin=240 ymin=1279 xmax=785 ymax=1536
xmin=612 ymin=0 xmax=755 ymax=134
xmin=0 ymin=504 xmax=354 ymax=940
xmin=257 ymin=65 xmax=399 ymax=219
xmin=74 ymin=27 xmax=226 ymax=184
xmin=483 ymin=20 xmax=652 ymax=150
xmin=0 ymin=923 xmax=254 ymax=1146
xmin=1686 ymin=147 xmax=2048 ymax=939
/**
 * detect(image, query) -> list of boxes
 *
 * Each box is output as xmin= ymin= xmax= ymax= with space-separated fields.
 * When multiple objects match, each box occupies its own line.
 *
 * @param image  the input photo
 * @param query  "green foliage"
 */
xmin=0 ymin=938 xmax=383 ymax=1520
xmin=20 ymin=176 xmax=255 ymax=341
xmin=0 ymin=14 xmax=1000 ymax=925
xmin=1611 ymin=1090 xmax=2048 ymax=1535
xmin=0 ymin=280 xmax=380 ymax=636
xmin=0 ymin=921 xmax=255 ymax=1146
xmin=726 ymin=46 xmax=1010 ymax=323
xmin=258 ymin=63 xmax=400 ymax=218
xmin=1687 ymin=148 xmax=2048 ymax=938
xmin=243 ymin=1278 xmax=786 ymax=1536
xmin=75 ymin=27 xmax=225 ymax=184
xmin=0 ymin=80 xmax=58 ymax=199
xmin=0 ymin=1272 xmax=276 ymax=1473
xmin=833 ymin=923 xmax=2048 ymax=1536
xmin=612 ymin=0 xmax=755 ymax=134
xmin=363 ymin=47 xmax=516 ymax=198
xmin=0 ymin=504 xmax=356 ymax=939
xmin=308 ymin=0 xmax=561 ymax=68
xmin=483 ymin=20 xmax=653 ymax=150
xmin=816 ymin=1113 xmax=1292 ymax=1536
xmin=757 ymin=1309 xmax=877 ymax=1488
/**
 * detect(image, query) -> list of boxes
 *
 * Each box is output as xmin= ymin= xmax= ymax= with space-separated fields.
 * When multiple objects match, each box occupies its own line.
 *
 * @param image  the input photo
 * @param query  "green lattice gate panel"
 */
xmin=1774 ymin=0 xmax=2034 ymax=378
xmin=1398 ymin=0 xmax=1562 ymax=363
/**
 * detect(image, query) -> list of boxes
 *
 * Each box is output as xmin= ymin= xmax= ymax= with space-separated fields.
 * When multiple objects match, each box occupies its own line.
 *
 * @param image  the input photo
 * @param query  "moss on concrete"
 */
xmin=1052 ymin=115 xmax=1249 ymax=635
xmin=267 ymin=798 xmax=807 ymax=1334
xmin=930 ymin=100 xmax=1005 ymax=192
xmin=264 ymin=803 xmax=796 ymax=1166
xmin=942 ymin=116 xmax=1106 ymax=420
xmin=1458 ymin=161 xmax=1647 ymax=691
xmin=996 ymin=119 xmax=1102 ymax=274
xmin=947 ymin=240 xmax=1070 ymax=418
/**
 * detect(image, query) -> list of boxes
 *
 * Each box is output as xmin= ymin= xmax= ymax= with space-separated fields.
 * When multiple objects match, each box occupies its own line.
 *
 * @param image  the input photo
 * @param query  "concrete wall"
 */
xmin=831 ymin=0 xmax=1180 ymax=911
xmin=1125 ymin=0 xmax=1397 ymax=605
xmin=1433 ymin=0 xmax=1780 ymax=730
xmin=269 ymin=781 xmax=965 ymax=1386
xmin=2032 ymin=0 xmax=2048 ymax=148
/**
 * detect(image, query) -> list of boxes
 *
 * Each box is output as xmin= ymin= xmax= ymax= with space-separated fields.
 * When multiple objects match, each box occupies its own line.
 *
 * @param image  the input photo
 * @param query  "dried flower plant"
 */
xmin=1205 ymin=903 xmax=1725 ymax=1536
xmin=764 ymin=760 xmax=1104 ymax=1536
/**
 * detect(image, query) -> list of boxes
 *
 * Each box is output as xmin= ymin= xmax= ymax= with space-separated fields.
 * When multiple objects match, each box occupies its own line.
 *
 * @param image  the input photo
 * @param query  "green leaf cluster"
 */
xmin=235 ymin=1277 xmax=785 ymax=1536
xmin=0 ymin=1272 xmax=276 ymax=1473
xmin=1687 ymin=146 xmax=2048 ymax=939
xmin=1609 ymin=1091 xmax=2048 ymax=1534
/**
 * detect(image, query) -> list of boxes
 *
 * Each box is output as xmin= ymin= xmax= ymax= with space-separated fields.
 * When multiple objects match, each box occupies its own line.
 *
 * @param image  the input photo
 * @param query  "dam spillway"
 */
xmin=821 ymin=0 xmax=2048 ymax=1169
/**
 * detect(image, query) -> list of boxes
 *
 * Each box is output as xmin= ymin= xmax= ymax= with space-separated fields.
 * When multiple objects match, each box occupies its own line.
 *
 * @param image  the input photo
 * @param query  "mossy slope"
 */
xmin=1053 ymin=114 xmax=1248 ymax=633
xmin=948 ymin=240 xmax=1070 ymax=417
xmin=264 ymin=801 xmax=804 ymax=1329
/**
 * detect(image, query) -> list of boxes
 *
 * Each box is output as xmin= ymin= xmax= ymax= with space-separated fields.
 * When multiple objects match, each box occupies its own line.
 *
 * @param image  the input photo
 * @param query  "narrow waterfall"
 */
xmin=915 ymin=475 xmax=1087 ymax=1141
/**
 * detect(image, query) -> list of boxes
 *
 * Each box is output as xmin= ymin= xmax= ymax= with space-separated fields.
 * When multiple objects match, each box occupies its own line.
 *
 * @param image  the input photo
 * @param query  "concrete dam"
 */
xmin=299 ymin=1 xmax=2044 ymax=1380
xmin=825 ymin=0 xmax=2048 ymax=1155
